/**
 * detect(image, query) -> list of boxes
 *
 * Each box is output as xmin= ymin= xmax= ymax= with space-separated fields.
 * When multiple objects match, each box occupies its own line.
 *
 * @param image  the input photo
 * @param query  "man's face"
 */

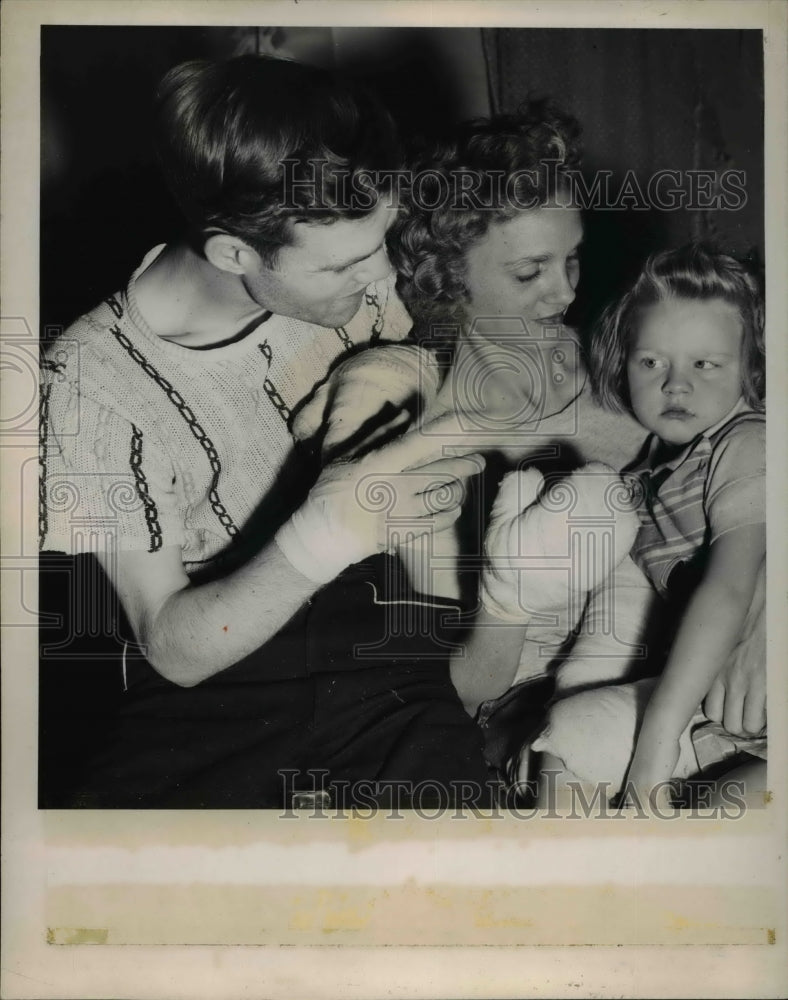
xmin=242 ymin=200 xmax=397 ymax=328
xmin=626 ymin=297 xmax=744 ymax=446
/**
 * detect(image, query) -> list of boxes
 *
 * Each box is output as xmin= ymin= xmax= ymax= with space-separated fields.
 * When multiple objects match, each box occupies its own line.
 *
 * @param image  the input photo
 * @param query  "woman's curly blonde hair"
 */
xmin=389 ymin=100 xmax=582 ymax=340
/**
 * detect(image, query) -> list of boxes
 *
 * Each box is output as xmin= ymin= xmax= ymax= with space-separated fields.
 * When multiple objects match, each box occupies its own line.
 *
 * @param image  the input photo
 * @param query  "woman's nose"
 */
xmin=546 ymin=264 xmax=577 ymax=308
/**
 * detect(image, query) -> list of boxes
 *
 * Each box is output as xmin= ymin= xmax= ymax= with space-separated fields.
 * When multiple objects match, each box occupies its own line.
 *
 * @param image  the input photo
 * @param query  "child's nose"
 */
xmin=663 ymin=365 xmax=692 ymax=393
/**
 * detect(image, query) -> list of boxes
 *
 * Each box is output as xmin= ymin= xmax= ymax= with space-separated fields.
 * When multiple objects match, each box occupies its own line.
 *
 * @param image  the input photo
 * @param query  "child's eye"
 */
xmin=694 ymin=360 xmax=717 ymax=370
xmin=640 ymin=357 xmax=665 ymax=370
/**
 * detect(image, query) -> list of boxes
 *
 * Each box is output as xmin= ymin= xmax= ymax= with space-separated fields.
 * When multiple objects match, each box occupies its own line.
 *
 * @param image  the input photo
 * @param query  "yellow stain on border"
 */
xmin=47 ymin=927 xmax=109 ymax=945
xmin=45 ymin=884 xmax=776 ymax=946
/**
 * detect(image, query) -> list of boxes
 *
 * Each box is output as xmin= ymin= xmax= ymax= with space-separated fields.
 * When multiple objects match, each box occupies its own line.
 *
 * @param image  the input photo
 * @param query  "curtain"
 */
xmin=482 ymin=29 xmax=764 ymax=326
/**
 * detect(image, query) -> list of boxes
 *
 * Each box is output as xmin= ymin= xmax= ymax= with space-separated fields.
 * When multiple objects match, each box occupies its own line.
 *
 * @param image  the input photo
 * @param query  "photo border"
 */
xmin=2 ymin=1 xmax=787 ymax=997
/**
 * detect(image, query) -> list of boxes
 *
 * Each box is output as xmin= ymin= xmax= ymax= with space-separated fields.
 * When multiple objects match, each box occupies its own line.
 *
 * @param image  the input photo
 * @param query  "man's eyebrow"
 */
xmin=315 ymin=241 xmax=384 ymax=273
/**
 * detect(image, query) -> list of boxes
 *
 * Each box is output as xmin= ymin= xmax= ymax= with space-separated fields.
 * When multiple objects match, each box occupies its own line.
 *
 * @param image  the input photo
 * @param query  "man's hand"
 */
xmin=276 ymin=411 xmax=486 ymax=584
xmin=291 ymin=344 xmax=441 ymax=462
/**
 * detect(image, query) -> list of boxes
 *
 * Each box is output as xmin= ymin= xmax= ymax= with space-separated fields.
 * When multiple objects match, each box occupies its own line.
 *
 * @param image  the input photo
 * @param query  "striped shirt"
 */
xmin=626 ymin=400 xmax=765 ymax=598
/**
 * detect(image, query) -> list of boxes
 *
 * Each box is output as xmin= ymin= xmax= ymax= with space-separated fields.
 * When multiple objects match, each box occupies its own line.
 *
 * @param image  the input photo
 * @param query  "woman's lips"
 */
xmin=536 ymin=312 xmax=566 ymax=325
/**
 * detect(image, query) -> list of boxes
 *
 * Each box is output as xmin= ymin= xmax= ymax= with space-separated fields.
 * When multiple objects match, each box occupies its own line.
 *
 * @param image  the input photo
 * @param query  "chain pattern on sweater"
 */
xmin=109 ymin=324 xmax=239 ymax=538
xmin=40 ymin=357 xmax=66 ymax=378
xmin=257 ymin=340 xmax=292 ymax=423
xmin=105 ymin=295 xmax=124 ymax=319
xmin=365 ymin=285 xmax=385 ymax=343
xmin=130 ymin=425 xmax=163 ymax=553
xmin=334 ymin=326 xmax=355 ymax=352
xmin=38 ymin=378 xmax=52 ymax=548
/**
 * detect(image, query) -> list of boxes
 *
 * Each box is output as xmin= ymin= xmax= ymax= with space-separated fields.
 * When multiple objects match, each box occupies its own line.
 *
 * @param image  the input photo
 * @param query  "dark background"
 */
xmin=41 ymin=26 xmax=763 ymax=335
xmin=39 ymin=26 xmax=764 ymax=805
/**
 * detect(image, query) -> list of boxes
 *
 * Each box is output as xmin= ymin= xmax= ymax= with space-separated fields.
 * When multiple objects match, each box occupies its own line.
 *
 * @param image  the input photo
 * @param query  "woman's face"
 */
xmin=462 ymin=205 xmax=583 ymax=335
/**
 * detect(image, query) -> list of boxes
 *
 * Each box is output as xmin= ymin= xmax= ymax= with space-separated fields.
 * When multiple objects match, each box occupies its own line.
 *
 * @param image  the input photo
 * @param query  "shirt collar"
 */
xmin=640 ymin=397 xmax=750 ymax=476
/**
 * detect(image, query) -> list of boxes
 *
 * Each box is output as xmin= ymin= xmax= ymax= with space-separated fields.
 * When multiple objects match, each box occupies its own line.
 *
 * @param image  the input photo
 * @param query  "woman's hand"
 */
xmin=480 ymin=467 xmax=555 ymax=624
xmin=622 ymin=736 xmax=681 ymax=810
xmin=481 ymin=463 xmax=639 ymax=626
xmin=291 ymin=344 xmax=441 ymax=461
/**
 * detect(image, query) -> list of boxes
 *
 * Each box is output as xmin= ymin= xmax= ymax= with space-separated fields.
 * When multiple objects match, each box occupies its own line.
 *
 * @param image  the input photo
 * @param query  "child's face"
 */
xmin=627 ymin=297 xmax=744 ymax=445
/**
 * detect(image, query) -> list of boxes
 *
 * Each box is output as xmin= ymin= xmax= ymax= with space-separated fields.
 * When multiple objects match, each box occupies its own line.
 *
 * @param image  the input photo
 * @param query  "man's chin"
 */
xmin=335 ymin=295 xmax=365 ymax=325
xmin=301 ymin=294 xmax=364 ymax=330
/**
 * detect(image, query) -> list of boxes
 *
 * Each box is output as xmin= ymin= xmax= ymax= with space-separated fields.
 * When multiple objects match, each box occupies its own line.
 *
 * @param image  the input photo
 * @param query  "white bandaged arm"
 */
xmin=481 ymin=463 xmax=640 ymax=632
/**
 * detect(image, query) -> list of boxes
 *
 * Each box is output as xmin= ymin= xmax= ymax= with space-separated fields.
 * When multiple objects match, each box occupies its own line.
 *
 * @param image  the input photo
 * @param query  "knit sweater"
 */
xmin=40 ymin=245 xmax=413 ymax=570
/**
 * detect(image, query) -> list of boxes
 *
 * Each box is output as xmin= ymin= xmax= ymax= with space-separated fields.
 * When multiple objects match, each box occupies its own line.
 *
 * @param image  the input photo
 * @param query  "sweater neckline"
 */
xmin=121 ymin=245 xmax=279 ymax=362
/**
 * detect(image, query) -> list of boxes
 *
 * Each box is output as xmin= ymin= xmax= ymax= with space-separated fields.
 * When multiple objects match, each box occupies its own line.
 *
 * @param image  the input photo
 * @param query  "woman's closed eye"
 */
xmin=514 ymin=253 xmax=579 ymax=285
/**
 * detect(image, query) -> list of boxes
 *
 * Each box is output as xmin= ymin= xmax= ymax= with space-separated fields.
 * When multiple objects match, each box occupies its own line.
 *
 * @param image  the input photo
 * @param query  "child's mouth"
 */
xmin=661 ymin=407 xmax=694 ymax=419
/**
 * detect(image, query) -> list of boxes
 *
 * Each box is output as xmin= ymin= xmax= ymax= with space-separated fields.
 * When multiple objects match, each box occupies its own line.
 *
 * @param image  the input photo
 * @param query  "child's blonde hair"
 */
xmin=590 ymin=244 xmax=765 ymax=413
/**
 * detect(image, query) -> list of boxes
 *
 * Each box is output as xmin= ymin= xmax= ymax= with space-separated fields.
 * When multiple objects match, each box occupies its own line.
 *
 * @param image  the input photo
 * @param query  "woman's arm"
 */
xmin=449 ymin=612 xmax=530 ymax=715
xmin=625 ymin=523 xmax=765 ymax=795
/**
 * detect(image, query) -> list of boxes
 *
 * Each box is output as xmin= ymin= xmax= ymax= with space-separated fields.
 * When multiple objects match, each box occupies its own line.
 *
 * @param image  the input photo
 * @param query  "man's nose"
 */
xmin=352 ymin=247 xmax=392 ymax=287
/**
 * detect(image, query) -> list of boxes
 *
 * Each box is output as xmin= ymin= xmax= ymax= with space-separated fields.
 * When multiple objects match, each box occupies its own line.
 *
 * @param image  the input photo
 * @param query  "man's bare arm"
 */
xmin=97 ymin=542 xmax=318 ymax=687
xmin=98 ymin=412 xmax=486 ymax=686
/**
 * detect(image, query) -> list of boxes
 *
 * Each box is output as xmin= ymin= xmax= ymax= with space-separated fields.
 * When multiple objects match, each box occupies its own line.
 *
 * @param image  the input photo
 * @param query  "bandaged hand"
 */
xmin=481 ymin=463 xmax=640 ymax=628
xmin=291 ymin=344 xmax=441 ymax=461
xmin=276 ymin=411 xmax=485 ymax=584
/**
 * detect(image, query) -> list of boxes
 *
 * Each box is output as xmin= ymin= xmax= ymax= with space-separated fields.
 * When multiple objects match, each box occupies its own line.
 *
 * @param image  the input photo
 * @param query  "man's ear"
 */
xmin=204 ymin=233 xmax=258 ymax=275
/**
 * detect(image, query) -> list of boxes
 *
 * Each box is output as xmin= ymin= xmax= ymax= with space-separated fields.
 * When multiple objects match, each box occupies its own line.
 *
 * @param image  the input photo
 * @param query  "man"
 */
xmin=40 ymin=55 xmax=490 ymax=808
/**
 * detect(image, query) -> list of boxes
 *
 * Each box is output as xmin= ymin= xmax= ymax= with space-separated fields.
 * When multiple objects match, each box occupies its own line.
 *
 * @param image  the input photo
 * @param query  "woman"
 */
xmin=387 ymin=105 xmax=650 ymax=717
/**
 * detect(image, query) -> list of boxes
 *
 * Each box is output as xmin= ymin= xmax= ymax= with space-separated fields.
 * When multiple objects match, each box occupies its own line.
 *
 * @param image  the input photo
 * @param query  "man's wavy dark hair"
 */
xmin=154 ymin=55 xmax=401 ymax=267
xmin=389 ymin=101 xmax=582 ymax=337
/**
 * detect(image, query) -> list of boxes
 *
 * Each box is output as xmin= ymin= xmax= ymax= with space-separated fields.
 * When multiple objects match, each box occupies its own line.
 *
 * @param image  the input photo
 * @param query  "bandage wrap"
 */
xmin=481 ymin=462 xmax=640 ymax=628
xmin=274 ymin=461 xmax=385 ymax=584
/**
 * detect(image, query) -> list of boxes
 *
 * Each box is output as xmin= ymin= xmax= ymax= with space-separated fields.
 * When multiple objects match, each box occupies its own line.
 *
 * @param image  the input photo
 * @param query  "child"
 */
xmin=589 ymin=244 xmax=766 ymax=802
xmin=478 ymin=244 xmax=765 ymax=804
